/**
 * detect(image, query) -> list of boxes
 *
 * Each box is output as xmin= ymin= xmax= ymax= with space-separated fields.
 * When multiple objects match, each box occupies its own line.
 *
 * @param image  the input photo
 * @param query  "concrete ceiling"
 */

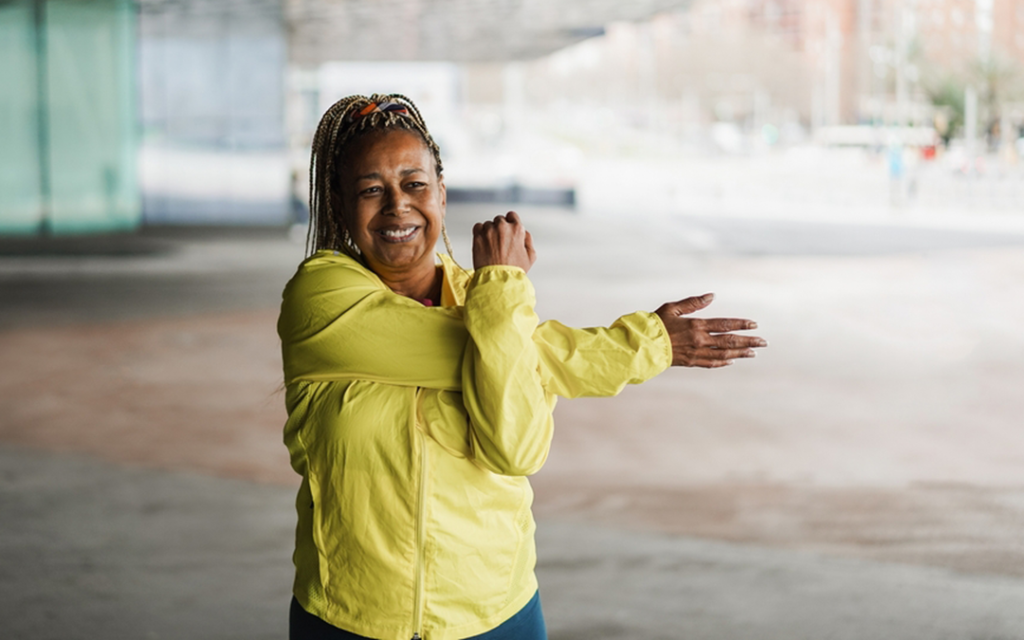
xmin=138 ymin=0 xmax=693 ymax=64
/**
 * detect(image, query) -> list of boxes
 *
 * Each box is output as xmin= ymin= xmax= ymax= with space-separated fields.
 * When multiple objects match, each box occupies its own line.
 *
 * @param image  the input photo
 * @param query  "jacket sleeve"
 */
xmin=278 ymin=254 xmax=468 ymax=390
xmin=460 ymin=266 xmax=555 ymax=476
xmin=279 ymin=253 xmax=670 ymax=396
xmin=532 ymin=312 xmax=673 ymax=399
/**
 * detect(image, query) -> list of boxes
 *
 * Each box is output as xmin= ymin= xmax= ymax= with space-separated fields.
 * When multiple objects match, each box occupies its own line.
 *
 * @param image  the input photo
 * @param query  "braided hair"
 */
xmin=306 ymin=93 xmax=456 ymax=261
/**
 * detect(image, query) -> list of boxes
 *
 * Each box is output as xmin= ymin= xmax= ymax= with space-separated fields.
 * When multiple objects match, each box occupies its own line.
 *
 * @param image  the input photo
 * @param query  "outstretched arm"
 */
xmin=532 ymin=313 xmax=672 ymax=399
xmin=280 ymin=261 xmax=764 ymax=396
xmin=531 ymin=294 xmax=766 ymax=399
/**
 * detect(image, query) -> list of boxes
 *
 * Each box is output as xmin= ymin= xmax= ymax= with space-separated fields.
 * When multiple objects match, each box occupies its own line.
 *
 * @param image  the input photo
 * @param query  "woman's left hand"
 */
xmin=655 ymin=293 xmax=767 ymax=367
xmin=472 ymin=211 xmax=537 ymax=273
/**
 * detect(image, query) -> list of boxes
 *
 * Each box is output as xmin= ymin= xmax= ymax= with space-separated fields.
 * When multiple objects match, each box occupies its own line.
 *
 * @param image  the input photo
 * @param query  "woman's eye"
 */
xmin=406 ymin=182 xmax=426 ymax=190
xmin=360 ymin=186 xmax=381 ymax=196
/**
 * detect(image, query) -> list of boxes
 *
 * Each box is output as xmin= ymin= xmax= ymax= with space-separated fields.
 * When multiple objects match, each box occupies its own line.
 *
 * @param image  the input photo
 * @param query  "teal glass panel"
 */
xmin=0 ymin=0 xmax=43 ymax=234
xmin=45 ymin=0 xmax=139 ymax=234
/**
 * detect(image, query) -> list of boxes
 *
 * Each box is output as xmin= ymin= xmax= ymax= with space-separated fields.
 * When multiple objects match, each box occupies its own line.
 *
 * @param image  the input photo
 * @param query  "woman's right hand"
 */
xmin=472 ymin=211 xmax=537 ymax=273
xmin=655 ymin=293 xmax=767 ymax=368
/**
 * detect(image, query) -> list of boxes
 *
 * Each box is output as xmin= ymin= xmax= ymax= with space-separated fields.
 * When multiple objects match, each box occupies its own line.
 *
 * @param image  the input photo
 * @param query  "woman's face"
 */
xmin=336 ymin=129 xmax=446 ymax=280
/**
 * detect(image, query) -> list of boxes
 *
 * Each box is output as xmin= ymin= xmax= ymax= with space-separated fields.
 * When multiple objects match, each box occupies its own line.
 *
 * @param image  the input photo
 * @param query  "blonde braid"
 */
xmin=307 ymin=97 xmax=361 ymax=257
xmin=441 ymin=224 xmax=456 ymax=261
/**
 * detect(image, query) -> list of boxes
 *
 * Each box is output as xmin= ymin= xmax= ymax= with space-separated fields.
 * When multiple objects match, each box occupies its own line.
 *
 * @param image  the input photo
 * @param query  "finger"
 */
xmin=667 ymin=293 xmax=714 ymax=316
xmin=505 ymin=210 xmax=521 ymax=225
xmin=524 ymin=231 xmax=536 ymax=262
xmin=702 ymin=318 xmax=759 ymax=333
xmin=492 ymin=214 xmax=508 ymax=226
xmin=690 ymin=358 xmax=734 ymax=369
xmin=691 ymin=347 xmax=756 ymax=360
xmin=473 ymin=222 xmax=484 ymax=235
xmin=707 ymin=334 xmax=768 ymax=349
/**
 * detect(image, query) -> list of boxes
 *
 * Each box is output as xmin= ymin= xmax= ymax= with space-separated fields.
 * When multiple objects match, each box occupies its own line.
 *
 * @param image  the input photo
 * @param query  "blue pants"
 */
xmin=289 ymin=590 xmax=547 ymax=640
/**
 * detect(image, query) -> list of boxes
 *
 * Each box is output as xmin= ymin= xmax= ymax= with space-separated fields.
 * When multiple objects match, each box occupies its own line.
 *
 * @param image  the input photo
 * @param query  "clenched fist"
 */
xmin=472 ymin=211 xmax=537 ymax=273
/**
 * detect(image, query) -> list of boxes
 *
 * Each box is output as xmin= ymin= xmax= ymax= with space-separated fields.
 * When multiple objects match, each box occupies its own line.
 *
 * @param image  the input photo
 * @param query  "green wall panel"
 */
xmin=0 ymin=0 xmax=139 ymax=235
xmin=46 ymin=0 xmax=138 ymax=233
xmin=0 ymin=0 xmax=43 ymax=233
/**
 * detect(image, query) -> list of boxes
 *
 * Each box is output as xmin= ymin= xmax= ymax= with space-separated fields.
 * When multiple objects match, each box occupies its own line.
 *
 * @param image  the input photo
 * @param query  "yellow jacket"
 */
xmin=278 ymin=250 xmax=671 ymax=640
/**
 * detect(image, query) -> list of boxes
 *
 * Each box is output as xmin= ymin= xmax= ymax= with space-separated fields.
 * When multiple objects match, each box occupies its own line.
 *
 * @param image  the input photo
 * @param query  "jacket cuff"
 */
xmin=469 ymin=264 xmax=528 ymax=286
xmin=645 ymin=310 xmax=675 ymax=372
xmin=465 ymin=265 xmax=537 ymax=334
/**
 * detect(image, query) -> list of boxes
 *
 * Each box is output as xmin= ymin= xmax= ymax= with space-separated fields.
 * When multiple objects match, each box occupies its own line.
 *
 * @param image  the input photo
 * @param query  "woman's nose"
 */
xmin=382 ymin=186 xmax=410 ymax=215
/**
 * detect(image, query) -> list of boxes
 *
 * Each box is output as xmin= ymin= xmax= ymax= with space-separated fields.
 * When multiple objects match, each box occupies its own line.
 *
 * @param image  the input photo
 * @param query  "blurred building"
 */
xmin=2 ymin=0 xmax=1021 ymax=235
xmin=915 ymin=0 xmax=1024 ymax=68
xmin=508 ymin=0 xmax=1022 ymax=140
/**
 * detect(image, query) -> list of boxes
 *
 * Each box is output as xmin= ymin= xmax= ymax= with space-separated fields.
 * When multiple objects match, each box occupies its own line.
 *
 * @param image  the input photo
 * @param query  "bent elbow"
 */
xmin=470 ymin=420 xmax=552 ymax=477
xmin=497 ymin=450 xmax=549 ymax=476
xmin=480 ymin=451 xmax=549 ymax=477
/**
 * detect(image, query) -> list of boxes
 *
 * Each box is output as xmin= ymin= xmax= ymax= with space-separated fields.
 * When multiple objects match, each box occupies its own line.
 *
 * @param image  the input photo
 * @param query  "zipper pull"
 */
xmin=412 ymin=635 xmax=421 ymax=640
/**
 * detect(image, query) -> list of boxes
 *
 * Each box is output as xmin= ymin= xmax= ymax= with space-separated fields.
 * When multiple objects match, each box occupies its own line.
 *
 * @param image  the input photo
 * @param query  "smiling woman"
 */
xmin=278 ymin=94 xmax=766 ymax=640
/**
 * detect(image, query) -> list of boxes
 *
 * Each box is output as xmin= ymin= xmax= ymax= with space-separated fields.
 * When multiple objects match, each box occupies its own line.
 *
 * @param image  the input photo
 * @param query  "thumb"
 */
xmin=524 ymin=231 xmax=536 ymax=262
xmin=669 ymin=293 xmax=714 ymax=316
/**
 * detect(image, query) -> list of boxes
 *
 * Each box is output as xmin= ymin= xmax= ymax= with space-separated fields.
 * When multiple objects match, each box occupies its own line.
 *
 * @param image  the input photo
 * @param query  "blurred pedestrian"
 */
xmin=278 ymin=93 xmax=767 ymax=640
xmin=888 ymin=139 xmax=906 ymax=206
xmin=291 ymin=169 xmax=310 ymax=225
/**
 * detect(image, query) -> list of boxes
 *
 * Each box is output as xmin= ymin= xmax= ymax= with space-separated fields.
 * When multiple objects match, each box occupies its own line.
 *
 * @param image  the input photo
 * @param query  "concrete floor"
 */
xmin=3 ymin=204 xmax=1024 ymax=638
xmin=4 ymin=445 xmax=1024 ymax=640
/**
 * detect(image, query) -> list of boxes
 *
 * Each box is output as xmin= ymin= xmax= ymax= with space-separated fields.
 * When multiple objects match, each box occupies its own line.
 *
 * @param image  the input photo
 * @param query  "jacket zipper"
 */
xmin=412 ymin=405 xmax=428 ymax=640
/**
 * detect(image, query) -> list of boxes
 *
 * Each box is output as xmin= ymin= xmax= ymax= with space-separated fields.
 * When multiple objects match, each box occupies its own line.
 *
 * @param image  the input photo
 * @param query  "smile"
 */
xmin=378 ymin=226 xmax=419 ymax=243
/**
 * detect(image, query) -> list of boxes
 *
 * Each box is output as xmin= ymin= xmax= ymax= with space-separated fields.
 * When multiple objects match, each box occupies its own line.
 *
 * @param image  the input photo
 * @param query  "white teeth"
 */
xmin=381 ymin=227 xmax=416 ymax=239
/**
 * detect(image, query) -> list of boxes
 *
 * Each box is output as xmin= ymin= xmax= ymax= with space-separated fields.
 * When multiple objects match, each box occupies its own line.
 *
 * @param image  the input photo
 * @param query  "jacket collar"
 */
xmin=437 ymin=253 xmax=471 ymax=307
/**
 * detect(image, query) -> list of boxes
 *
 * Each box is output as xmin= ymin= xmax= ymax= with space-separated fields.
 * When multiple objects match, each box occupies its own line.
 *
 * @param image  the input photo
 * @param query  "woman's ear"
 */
xmin=438 ymin=174 xmax=447 ymax=213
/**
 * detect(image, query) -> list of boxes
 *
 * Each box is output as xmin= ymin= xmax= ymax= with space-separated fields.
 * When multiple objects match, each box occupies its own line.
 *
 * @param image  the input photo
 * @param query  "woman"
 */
xmin=278 ymin=94 xmax=766 ymax=640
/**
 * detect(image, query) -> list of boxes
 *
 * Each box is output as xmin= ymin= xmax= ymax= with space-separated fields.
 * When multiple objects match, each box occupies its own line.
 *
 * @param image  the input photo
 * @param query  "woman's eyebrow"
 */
xmin=355 ymin=167 xmax=426 ymax=181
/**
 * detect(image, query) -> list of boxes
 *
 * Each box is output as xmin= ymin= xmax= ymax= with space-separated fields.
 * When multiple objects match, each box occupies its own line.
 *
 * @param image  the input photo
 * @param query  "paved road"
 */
xmin=5 ymin=446 xmax=1024 ymax=640
xmin=3 ymin=205 xmax=1024 ymax=638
